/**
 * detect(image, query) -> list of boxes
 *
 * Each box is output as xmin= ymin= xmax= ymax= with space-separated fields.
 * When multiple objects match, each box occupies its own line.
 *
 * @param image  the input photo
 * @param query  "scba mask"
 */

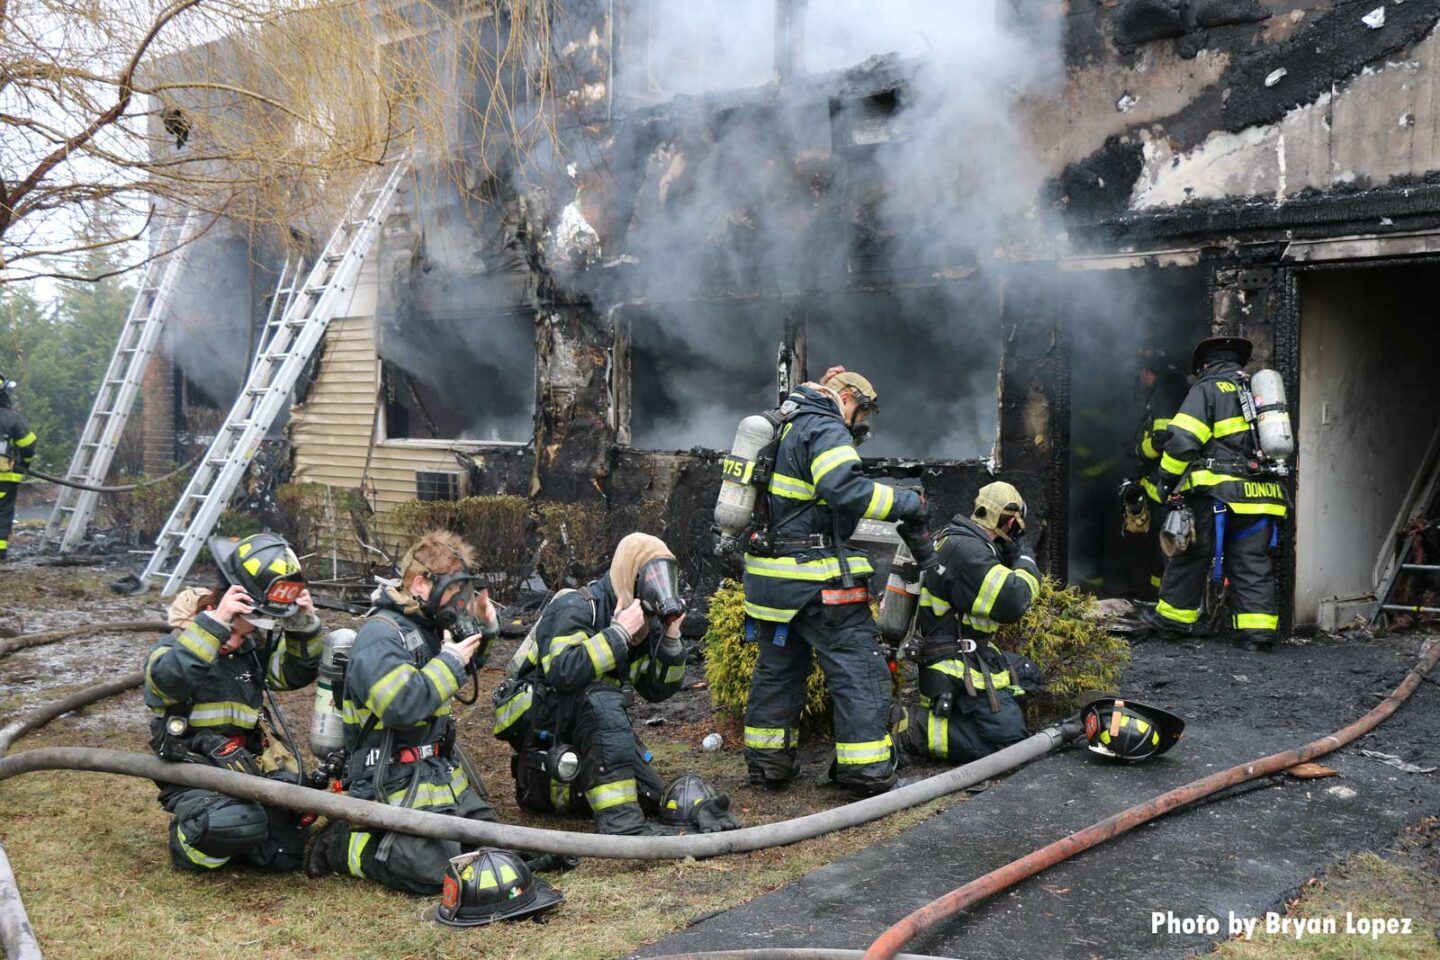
xmin=637 ymin=557 xmax=686 ymax=637
xmin=426 ymin=570 xmax=481 ymax=639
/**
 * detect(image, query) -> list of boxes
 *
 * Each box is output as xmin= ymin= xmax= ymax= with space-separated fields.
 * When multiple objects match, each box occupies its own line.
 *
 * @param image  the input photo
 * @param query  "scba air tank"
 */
xmin=878 ymin=541 xmax=921 ymax=646
xmin=1249 ymin=369 xmax=1294 ymax=460
xmin=309 ymin=627 xmax=356 ymax=758
xmin=714 ymin=414 xmax=778 ymax=540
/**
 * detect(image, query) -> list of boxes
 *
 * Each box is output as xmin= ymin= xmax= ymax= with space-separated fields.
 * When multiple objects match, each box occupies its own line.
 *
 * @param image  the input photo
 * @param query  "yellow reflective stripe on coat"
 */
xmin=422 ymin=658 xmax=461 ymax=701
xmin=13 ymin=431 xmax=36 ymax=448
xmin=585 ymin=778 xmax=638 ymax=812
xmin=341 ymin=698 xmax=386 ymax=730
xmin=1226 ymin=500 xmax=1287 ymax=517
xmin=1169 ymin=412 xmax=1211 ymax=443
xmin=918 ymin=587 xmax=951 ymax=616
xmin=1233 ymin=612 xmax=1279 ymax=630
xmin=927 ymin=710 xmax=948 ymax=759
xmin=633 ymin=658 xmax=685 ymax=685
xmin=835 ymin=735 xmax=892 ymax=765
xmin=493 ymin=685 xmax=533 ymax=734
xmin=175 ymin=826 xmax=228 ymax=869
xmin=926 ymin=658 xmax=1011 ymax=689
xmin=971 ymin=566 xmax=1009 ymax=619
xmin=386 ymin=780 xmax=463 ymax=810
xmin=744 ymin=726 xmax=795 ymax=750
xmin=1212 ymin=416 xmax=1250 ymax=438
xmin=582 ymin=632 xmax=617 ymax=678
xmin=1159 ymin=452 xmax=1189 ymax=477
xmin=961 ymin=613 xmax=999 ymax=634
xmin=769 ymin=472 xmax=816 ymax=501
xmin=863 ymin=483 xmax=895 ymax=520
xmin=743 ymin=554 xmax=874 ymax=582
xmin=1156 ymin=599 xmax=1200 ymax=624
xmin=176 ymin=623 xmax=220 ymax=663
xmin=743 ymin=600 xmax=799 ymax=623
xmin=187 ymin=700 xmax=260 ymax=728
xmin=144 ymin=647 xmax=180 ymax=704
xmin=550 ymin=779 xmax=572 ymax=811
xmin=810 ymin=444 xmax=861 ymax=483
xmin=366 ymin=663 xmax=417 ymax=718
xmin=541 ymin=632 xmax=586 ymax=673
xmin=347 ymin=830 xmax=371 ymax=878
xmin=1014 ymin=568 xmax=1040 ymax=600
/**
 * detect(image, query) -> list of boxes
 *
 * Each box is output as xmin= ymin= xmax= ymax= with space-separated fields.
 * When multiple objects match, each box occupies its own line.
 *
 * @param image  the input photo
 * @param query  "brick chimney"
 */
xmin=142 ymin=349 xmax=177 ymax=473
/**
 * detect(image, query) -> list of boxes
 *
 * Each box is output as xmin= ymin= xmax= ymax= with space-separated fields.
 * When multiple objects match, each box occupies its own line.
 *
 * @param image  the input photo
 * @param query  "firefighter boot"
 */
xmin=304 ymin=819 xmax=350 ymax=877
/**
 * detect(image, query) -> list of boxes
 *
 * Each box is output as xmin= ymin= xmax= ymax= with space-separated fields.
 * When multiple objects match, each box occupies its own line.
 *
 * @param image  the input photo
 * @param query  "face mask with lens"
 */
xmin=427 ymin=571 xmax=480 ymax=637
xmin=847 ymin=392 xmax=877 ymax=446
xmin=636 ymin=557 xmax=686 ymax=637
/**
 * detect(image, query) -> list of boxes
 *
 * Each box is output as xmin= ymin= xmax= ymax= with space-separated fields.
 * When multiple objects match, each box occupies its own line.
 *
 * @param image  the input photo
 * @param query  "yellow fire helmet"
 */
xmin=972 ymin=481 xmax=1026 ymax=539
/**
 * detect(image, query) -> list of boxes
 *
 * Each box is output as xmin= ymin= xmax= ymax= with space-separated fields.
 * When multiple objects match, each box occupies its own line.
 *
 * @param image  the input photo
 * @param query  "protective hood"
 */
xmin=166 ymin=587 xmax=213 ymax=629
xmin=609 ymin=533 xmax=676 ymax=608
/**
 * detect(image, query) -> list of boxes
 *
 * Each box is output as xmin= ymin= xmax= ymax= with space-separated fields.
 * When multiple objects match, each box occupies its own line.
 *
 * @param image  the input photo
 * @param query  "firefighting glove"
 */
xmin=191 ymin=732 xmax=261 ymax=775
xmin=997 ymin=533 xmax=1024 ymax=569
xmin=896 ymin=518 xmax=938 ymax=570
xmin=281 ymin=608 xmax=322 ymax=635
xmin=692 ymin=794 xmax=742 ymax=833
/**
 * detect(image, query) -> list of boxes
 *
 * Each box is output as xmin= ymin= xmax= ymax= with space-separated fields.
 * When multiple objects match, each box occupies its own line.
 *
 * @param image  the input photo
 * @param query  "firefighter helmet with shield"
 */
xmin=657 ymin=774 xmax=722 ymax=828
xmin=208 ymin=533 xmax=306 ymax=622
xmin=436 ymin=848 xmax=563 ymax=927
xmin=1078 ymin=692 xmax=1185 ymax=762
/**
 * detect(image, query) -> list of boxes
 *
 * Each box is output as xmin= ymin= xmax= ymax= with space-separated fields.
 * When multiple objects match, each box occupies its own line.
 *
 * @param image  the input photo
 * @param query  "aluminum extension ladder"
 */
xmin=45 ymin=211 xmax=200 ymax=552
xmin=1371 ymin=422 xmax=1440 ymax=626
xmin=141 ymin=154 xmax=411 ymax=595
xmin=249 ymin=255 xmax=306 ymax=383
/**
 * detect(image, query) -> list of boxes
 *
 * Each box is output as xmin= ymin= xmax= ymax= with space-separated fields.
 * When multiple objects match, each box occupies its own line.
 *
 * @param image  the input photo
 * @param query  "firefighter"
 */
xmin=0 ymin=374 xmax=37 ymax=561
xmin=742 ymin=370 xmax=926 ymax=796
xmin=143 ymin=533 xmax=321 ymax=873
xmin=508 ymin=533 xmax=739 ymax=836
xmin=893 ymin=482 xmax=1044 ymax=764
xmin=1122 ymin=352 xmax=1191 ymax=596
xmin=1139 ymin=336 xmax=1287 ymax=649
xmin=305 ymin=529 xmax=500 ymax=894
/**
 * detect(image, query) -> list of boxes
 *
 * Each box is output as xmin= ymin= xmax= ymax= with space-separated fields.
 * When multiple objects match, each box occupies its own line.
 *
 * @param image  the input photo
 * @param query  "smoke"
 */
xmin=163 ymin=232 xmax=262 ymax=410
xmin=565 ymin=0 xmax=1062 ymax=460
xmin=377 ymin=167 xmax=536 ymax=442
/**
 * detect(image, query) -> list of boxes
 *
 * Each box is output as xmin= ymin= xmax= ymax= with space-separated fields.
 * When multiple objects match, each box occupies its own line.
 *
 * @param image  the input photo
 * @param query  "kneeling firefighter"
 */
xmin=497 ymin=533 xmax=740 ymax=836
xmin=894 ymin=482 xmax=1045 ymax=764
xmin=143 ymin=533 xmax=324 ymax=873
xmin=305 ymin=529 xmax=501 ymax=895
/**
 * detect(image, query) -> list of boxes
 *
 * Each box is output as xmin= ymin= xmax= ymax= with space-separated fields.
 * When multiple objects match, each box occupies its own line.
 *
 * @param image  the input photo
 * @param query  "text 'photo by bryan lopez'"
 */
xmin=1152 ymin=910 xmax=1418 ymax=942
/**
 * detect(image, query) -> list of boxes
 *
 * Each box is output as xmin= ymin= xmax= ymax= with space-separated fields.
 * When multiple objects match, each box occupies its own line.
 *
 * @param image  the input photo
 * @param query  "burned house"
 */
xmin=134 ymin=0 xmax=1440 ymax=629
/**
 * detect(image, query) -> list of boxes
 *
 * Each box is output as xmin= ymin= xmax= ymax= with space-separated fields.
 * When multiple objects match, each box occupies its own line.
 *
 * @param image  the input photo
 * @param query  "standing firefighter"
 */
xmin=143 ymin=533 xmax=322 ymax=873
xmin=742 ymin=370 xmax=926 ymax=796
xmin=306 ymin=530 xmax=500 ymax=894
xmin=1120 ymin=353 xmax=1190 ymax=596
xmin=894 ymin=482 xmax=1044 ymax=763
xmin=503 ymin=533 xmax=740 ymax=836
xmin=1139 ymin=336 xmax=1288 ymax=649
xmin=0 ymin=373 xmax=37 ymax=561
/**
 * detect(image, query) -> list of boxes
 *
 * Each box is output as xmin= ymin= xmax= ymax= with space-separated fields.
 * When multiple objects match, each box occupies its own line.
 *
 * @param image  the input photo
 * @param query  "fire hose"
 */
xmin=0 ymin=621 xmax=169 ymax=659
xmin=23 ymin=457 xmax=198 ymax=494
xmin=859 ymin=640 xmax=1440 ymax=960
xmin=0 ymin=673 xmax=1081 ymax=959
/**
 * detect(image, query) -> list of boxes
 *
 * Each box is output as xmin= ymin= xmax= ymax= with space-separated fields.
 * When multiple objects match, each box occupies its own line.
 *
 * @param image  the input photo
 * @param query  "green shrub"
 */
xmin=273 ymin=482 xmax=370 ymax=558
xmin=389 ymin=495 xmax=533 ymax=597
xmin=97 ymin=468 xmax=192 ymax=543
xmin=996 ymin=576 xmax=1130 ymax=725
xmin=703 ymin=579 xmax=836 ymax=734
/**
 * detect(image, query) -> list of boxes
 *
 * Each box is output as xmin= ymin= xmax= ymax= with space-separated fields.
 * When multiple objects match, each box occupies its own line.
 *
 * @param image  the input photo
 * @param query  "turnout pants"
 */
xmin=0 ymin=479 xmax=16 ymax=558
xmin=743 ymin=595 xmax=896 ymax=793
xmin=514 ymin=684 xmax=666 ymax=835
xmin=344 ymin=771 xmax=497 ymax=895
xmin=895 ymin=695 xmax=1027 ymax=764
xmin=1155 ymin=497 xmax=1279 ymax=645
xmin=163 ymin=786 xmax=307 ymax=873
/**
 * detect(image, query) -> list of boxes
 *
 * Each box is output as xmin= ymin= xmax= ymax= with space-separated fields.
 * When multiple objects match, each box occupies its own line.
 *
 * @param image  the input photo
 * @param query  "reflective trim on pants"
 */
xmin=585 ymin=778 xmax=638 ymax=812
xmin=175 ymin=825 xmax=228 ymax=869
xmin=835 ymin=734 xmax=893 ymax=766
xmin=347 ymin=830 xmax=371 ymax=878
xmin=1233 ymin=612 xmax=1278 ymax=631
xmin=926 ymin=710 xmax=948 ymax=759
xmin=744 ymin=726 xmax=796 ymax=750
xmin=1156 ymin=599 xmax=1200 ymax=624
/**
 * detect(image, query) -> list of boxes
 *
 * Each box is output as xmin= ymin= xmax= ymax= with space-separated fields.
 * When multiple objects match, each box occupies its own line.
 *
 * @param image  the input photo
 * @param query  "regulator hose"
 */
xmin=862 ymin=640 xmax=1440 ymax=960
xmin=24 ymin=458 xmax=198 ymax=494
xmin=0 ymin=621 xmax=169 ymax=659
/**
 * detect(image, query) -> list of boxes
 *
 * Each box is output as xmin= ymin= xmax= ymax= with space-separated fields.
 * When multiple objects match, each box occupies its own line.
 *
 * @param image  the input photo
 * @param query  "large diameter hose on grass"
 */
xmin=861 ymin=640 xmax=1440 ymax=960
xmin=0 ymin=842 xmax=41 ymax=960
xmin=0 ymin=622 xmax=169 ymax=659
xmin=0 ymin=719 xmax=1082 ymax=860
xmin=0 ymin=675 xmax=1081 ymax=858
xmin=24 ymin=458 xmax=198 ymax=494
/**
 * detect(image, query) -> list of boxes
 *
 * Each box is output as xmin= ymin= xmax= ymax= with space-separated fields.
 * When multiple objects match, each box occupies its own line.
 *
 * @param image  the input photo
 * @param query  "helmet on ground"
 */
xmin=208 ymin=533 xmax=305 ymax=625
xmin=1078 ymin=692 xmax=1185 ymax=762
xmin=972 ymin=481 xmax=1026 ymax=540
xmin=436 ymin=848 xmax=563 ymax=928
xmin=657 ymin=773 xmax=721 ymax=827
xmin=1190 ymin=336 xmax=1252 ymax=374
